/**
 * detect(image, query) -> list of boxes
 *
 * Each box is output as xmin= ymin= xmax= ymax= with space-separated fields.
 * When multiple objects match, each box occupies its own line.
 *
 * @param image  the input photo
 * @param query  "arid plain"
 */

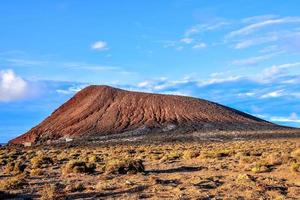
xmin=1 ymin=137 xmax=300 ymax=200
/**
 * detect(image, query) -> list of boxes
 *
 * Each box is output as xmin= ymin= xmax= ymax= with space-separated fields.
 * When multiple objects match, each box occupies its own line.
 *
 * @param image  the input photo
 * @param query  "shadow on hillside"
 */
xmin=147 ymin=166 xmax=203 ymax=174
xmin=66 ymin=185 xmax=149 ymax=199
xmin=0 ymin=191 xmax=36 ymax=200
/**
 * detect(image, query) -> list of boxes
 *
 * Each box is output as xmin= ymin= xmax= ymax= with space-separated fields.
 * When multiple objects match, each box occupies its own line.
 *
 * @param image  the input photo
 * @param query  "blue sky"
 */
xmin=1 ymin=0 xmax=300 ymax=142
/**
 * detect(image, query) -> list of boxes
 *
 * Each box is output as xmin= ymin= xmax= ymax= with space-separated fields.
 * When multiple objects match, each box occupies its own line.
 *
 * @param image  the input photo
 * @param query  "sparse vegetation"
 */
xmin=30 ymin=168 xmax=44 ymax=176
xmin=0 ymin=174 xmax=27 ymax=190
xmin=30 ymin=154 xmax=54 ymax=168
xmin=291 ymin=148 xmax=300 ymax=161
xmin=4 ymin=160 xmax=27 ymax=175
xmin=104 ymin=158 xmax=145 ymax=174
xmin=62 ymin=160 xmax=96 ymax=174
xmin=161 ymin=152 xmax=181 ymax=162
xmin=40 ymin=183 xmax=65 ymax=200
xmin=291 ymin=162 xmax=300 ymax=172
xmin=183 ymin=150 xmax=200 ymax=159
xmin=65 ymin=182 xmax=86 ymax=192
xmin=0 ymin=138 xmax=299 ymax=199
xmin=200 ymin=149 xmax=233 ymax=159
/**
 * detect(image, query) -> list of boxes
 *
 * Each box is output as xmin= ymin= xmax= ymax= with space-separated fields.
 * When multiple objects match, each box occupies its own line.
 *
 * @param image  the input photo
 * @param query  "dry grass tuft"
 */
xmin=291 ymin=149 xmax=300 ymax=161
xmin=161 ymin=152 xmax=181 ymax=162
xmin=30 ymin=155 xmax=53 ymax=168
xmin=30 ymin=168 xmax=44 ymax=176
xmin=62 ymin=160 xmax=96 ymax=174
xmin=200 ymin=149 xmax=233 ymax=159
xmin=104 ymin=158 xmax=145 ymax=174
xmin=4 ymin=160 xmax=27 ymax=175
xmin=291 ymin=162 xmax=300 ymax=172
xmin=40 ymin=183 xmax=66 ymax=200
xmin=65 ymin=182 xmax=86 ymax=192
xmin=0 ymin=174 xmax=27 ymax=190
xmin=182 ymin=150 xmax=200 ymax=160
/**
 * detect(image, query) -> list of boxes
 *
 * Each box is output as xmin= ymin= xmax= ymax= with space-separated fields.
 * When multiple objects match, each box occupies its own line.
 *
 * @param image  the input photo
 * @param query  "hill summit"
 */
xmin=10 ymin=85 xmax=282 ymax=145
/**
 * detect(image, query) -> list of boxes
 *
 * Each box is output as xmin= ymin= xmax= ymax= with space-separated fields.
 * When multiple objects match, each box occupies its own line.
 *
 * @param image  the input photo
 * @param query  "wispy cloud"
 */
xmin=227 ymin=17 xmax=300 ymax=38
xmin=180 ymin=37 xmax=194 ymax=44
xmin=232 ymin=54 xmax=274 ymax=66
xmin=2 ymin=56 xmax=127 ymax=73
xmin=185 ymin=21 xmax=230 ymax=37
xmin=62 ymin=62 xmax=120 ymax=71
xmin=56 ymin=85 xmax=87 ymax=94
xmin=241 ymin=15 xmax=279 ymax=23
xmin=5 ymin=58 xmax=48 ymax=66
xmin=91 ymin=40 xmax=108 ymax=50
xmin=257 ymin=62 xmax=300 ymax=82
xmin=260 ymin=89 xmax=285 ymax=98
xmin=234 ymin=35 xmax=279 ymax=49
xmin=162 ymin=19 xmax=229 ymax=51
xmin=192 ymin=42 xmax=207 ymax=49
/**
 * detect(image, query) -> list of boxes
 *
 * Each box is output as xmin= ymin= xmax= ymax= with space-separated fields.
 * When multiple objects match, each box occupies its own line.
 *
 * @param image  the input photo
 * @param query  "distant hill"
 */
xmin=10 ymin=85 xmax=293 ymax=145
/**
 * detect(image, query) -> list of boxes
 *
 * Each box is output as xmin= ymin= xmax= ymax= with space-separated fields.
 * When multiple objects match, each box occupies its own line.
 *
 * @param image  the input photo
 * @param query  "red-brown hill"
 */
xmin=10 ymin=85 xmax=283 ymax=145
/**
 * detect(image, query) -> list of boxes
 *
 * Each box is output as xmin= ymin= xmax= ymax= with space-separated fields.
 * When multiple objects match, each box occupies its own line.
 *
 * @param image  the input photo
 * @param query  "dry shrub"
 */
xmin=62 ymin=160 xmax=96 ymax=174
xmin=291 ymin=149 xmax=300 ymax=162
xmin=291 ymin=162 xmax=300 ymax=172
xmin=65 ymin=182 xmax=85 ymax=192
xmin=30 ymin=168 xmax=44 ymax=176
xmin=40 ymin=183 xmax=66 ymax=200
xmin=31 ymin=155 xmax=53 ymax=168
xmin=104 ymin=158 xmax=144 ymax=174
xmin=200 ymin=149 xmax=232 ymax=159
xmin=161 ymin=152 xmax=181 ymax=162
xmin=88 ymin=154 xmax=102 ymax=163
xmin=264 ymin=153 xmax=284 ymax=166
xmin=4 ymin=160 xmax=27 ymax=175
xmin=25 ymin=150 xmax=36 ymax=160
xmin=0 ymin=174 xmax=27 ymax=190
xmin=250 ymin=165 xmax=270 ymax=173
xmin=182 ymin=150 xmax=200 ymax=160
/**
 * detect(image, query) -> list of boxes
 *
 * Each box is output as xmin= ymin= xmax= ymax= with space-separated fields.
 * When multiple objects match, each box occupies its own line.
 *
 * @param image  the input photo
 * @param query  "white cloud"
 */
xmin=238 ymin=92 xmax=256 ymax=97
xmin=241 ymin=15 xmax=279 ymax=24
xmin=0 ymin=69 xmax=28 ymax=102
xmin=199 ymin=76 xmax=241 ymax=86
xmin=234 ymin=35 xmax=279 ymax=49
xmin=185 ymin=21 xmax=230 ymax=37
xmin=257 ymin=62 xmax=300 ymax=82
xmin=91 ymin=41 xmax=108 ymax=50
xmin=2 ymin=56 xmax=123 ymax=73
xmin=259 ymin=45 xmax=281 ymax=53
xmin=180 ymin=37 xmax=193 ymax=44
xmin=228 ymin=17 xmax=300 ymax=38
xmin=137 ymin=81 xmax=151 ymax=88
xmin=192 ymin=43 xmax=207 ymax=49
xmin=56 ymin=85 xmax=86 ymax=94
xmin=232 ymin=54 xmax=274 ymax=66
xmin=260 ymin=89 xmax=284 ymax=98
xmin=270 ymin=112 xmax=300 ymax=123
xmin=63 ymin=62 xmax=119 ymax=71
xmin=5 ymin=58 xmax=48 ymax=66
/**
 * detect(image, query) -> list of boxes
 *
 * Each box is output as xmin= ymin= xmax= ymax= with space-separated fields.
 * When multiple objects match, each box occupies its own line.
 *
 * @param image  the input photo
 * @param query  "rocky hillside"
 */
xmin=10 ymin=85 xmax=283 ymax=144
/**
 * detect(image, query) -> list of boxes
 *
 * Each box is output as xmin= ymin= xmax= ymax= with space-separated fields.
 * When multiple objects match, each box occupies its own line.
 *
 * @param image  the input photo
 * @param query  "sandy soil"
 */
xmin=1 ymin=138 xmax=300 ymax=199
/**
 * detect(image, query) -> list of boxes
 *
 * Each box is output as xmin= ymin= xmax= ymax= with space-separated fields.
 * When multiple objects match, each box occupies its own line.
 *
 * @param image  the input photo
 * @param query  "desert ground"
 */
xmin=1 ymin=138 xmax=300 ymax=200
